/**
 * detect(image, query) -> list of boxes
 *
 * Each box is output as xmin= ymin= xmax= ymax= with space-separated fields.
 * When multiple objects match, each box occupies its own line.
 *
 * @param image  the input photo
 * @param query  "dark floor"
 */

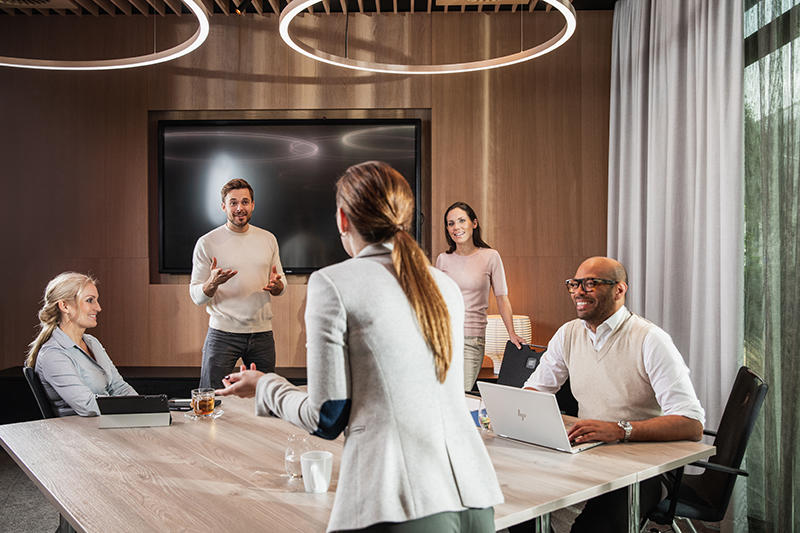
xmin=0 ymin=447 xmax=59 ymax=533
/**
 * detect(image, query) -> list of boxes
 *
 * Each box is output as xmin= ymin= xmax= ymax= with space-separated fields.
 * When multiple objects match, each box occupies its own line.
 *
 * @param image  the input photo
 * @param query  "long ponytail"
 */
xmin=25 ymin=272 xmax=97 ymax=368
xmin=336 ymin=162 xmax=453 ymax=383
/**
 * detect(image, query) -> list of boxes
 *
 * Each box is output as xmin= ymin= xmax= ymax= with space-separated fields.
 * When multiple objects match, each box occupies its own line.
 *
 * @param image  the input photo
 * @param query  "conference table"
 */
xmin=0 ymin=396 xmax=714 ymax=532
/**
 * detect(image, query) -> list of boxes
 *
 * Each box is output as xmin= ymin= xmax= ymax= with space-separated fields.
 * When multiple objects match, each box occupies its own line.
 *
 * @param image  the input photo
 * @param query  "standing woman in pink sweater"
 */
xmin=436 ymin=202 xmax=524 ymax=391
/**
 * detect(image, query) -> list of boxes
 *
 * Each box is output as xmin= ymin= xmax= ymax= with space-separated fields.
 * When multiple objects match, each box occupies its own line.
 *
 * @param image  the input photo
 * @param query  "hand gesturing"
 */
xmin=216 ymin=363 xmax=262 ymax=398
xmin=209 ymin=257 xmax=237 ymax=286
xmin=263 ymin=265 xmax=284 ymax=295
xmin=203 ymin=257 xmax=237 ymax=298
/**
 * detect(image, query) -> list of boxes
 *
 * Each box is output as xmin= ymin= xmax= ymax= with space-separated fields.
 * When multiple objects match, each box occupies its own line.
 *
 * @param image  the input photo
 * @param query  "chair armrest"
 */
xmin=703 ymin=429 xmax=717 ymax=437
xmin=690 ymin=460 xmax=748 ymax=477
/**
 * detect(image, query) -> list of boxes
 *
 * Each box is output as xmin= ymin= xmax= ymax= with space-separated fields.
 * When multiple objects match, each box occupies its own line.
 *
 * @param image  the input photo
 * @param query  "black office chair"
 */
xmin=22 ymin=366 xmax=77 ymax=533
xmin=23 ymin=365 xmax=57 ymax=419
xmin=496 ymin=340 xmax=579 ymax=417
xmin=647 ymin=366 xmax=768 ymax=532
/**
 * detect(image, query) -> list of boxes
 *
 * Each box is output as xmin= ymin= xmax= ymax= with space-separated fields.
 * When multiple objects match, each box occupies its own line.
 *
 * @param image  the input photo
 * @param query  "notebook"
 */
xmin=476 ymin=382 xmax=603 ymax=454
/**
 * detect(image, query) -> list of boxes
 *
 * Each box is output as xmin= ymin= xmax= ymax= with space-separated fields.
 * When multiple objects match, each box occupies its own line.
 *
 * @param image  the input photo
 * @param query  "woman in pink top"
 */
xmin=435 ymin=202 xmax=524 ymax=391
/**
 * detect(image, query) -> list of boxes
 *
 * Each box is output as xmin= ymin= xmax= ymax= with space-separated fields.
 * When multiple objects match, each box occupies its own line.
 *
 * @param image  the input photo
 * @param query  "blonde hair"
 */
xmin=25 ymin=272 xmax=98 ymax=369
xmin=336 ymin=161 xmax=453 ymax=383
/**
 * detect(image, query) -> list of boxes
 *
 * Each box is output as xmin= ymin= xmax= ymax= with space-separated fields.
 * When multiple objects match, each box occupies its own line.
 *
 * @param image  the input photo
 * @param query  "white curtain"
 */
xmin=607 ymin=0 xmax=743 ymax=431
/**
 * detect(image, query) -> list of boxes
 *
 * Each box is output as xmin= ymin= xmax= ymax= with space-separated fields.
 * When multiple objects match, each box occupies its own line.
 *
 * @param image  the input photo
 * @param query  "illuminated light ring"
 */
xmin=279 ymin=0 xmax=576 ymax=75
xmin=0 ymin=0 xmax=209 ymax=71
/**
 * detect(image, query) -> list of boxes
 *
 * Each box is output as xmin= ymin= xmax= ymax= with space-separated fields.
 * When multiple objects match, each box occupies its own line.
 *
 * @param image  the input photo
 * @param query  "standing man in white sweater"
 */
xmin=190 ymin=178 xmax=285 ymax=388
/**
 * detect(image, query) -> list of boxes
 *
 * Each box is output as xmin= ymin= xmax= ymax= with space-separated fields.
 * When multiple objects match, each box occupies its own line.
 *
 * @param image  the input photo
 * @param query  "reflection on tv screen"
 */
xmin=159 ymin=119 xmax=421 ymax=274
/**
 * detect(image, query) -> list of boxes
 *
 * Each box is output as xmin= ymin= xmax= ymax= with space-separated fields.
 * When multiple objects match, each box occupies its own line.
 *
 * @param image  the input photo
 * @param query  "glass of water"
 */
xmin=478 ymin=399 xmax=491 ymax=431
xmin=285 ymin=434 xmax=311 ymax=478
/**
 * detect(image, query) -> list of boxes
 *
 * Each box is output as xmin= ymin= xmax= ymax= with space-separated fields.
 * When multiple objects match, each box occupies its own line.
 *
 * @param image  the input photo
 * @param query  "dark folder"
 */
xmin=495 ymin=341 xmax=579 ymax=416
xmin=496 ymin=342 xmax=547 ymax=388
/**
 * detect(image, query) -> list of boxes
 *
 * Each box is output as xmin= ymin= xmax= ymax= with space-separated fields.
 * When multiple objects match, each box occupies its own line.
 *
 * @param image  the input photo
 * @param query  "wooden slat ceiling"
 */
xmin=0 ymin=0 xmax=613 ymax=17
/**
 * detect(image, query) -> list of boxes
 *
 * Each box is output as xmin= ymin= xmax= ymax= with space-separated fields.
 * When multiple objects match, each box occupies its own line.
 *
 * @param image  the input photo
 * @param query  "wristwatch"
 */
xmin=617 ymin=420 xmax=633 ymax=442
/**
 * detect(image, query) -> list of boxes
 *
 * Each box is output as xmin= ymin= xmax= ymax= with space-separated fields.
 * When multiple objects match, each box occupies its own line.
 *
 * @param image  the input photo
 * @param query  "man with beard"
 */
xmin=520 ymin=256 xmax=705 ymax=533
xmin=190 ymin=178 xmax=285 ymax=388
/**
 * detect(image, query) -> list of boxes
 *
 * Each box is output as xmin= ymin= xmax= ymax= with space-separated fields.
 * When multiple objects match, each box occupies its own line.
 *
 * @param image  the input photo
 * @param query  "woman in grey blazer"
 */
xmin=217 ymin=161 xmax=503 ymax=532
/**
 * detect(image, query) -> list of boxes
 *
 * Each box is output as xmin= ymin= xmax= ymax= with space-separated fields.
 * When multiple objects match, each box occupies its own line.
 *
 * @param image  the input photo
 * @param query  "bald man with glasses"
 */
xmin=518 ymin=256 xmax=705 ymax=533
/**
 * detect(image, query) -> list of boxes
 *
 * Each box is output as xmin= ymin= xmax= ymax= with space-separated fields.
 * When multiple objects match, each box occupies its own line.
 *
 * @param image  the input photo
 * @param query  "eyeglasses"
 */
xmin=564 ymin=278 xmax=617 ymax=293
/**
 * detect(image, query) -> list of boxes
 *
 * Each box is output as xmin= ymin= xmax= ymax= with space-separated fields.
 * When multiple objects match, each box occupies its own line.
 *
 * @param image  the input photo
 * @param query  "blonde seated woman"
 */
xmin=25 ymin=272 xmax=137 ymax=417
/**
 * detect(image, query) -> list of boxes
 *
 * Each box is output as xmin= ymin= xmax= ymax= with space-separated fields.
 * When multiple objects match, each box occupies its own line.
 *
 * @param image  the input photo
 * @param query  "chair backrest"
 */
xmin=496 ymin=341 xmax=579 ymax=416
xmin=23 ymin=365 xmax=57 ymax=419
xmin=701 ymin=366 xmax=768 ymax=517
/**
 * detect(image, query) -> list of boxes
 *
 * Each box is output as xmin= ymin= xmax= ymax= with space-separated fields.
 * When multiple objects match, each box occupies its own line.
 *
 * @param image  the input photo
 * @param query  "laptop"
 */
xmin=476 ymin=382 xmax=603 ymax=454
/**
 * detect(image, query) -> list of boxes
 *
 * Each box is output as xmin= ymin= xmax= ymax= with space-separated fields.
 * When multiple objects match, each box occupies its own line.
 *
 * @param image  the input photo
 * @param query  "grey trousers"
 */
xmin=199 ymin=328 xmax=276 ymax=388
xmin=463 ymin=335 xmax=486 ymax=391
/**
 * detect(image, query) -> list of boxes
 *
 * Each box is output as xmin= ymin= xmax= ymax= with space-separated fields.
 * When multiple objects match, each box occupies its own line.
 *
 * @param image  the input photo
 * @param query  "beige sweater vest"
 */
xmin=563 ymin=312 xmax=663 ymax=421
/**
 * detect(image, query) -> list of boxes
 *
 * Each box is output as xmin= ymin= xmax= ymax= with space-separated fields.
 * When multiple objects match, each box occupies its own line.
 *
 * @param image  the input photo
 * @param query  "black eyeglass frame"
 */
xmin=564 ymin=277 xmax=618 ymax=293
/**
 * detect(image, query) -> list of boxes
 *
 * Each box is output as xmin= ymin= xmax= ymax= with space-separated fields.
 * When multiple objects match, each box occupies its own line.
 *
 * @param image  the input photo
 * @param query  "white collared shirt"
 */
xmin=523 ymin=306 xmax=705 ymax=425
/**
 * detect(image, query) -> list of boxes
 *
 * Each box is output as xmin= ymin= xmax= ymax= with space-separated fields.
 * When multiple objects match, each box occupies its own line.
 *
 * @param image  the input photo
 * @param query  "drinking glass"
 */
xmin=191 ymin=388 xmax=216 ymax=417
xmin=301 ymin=451 xmax=333 ymax=493
xmin=285 ymin=434 xmax=311 ymax=478
xmin=478 ymin=398 xmax=491 ymax=431
xmin=185 ymin=388 xmax=223 ymax=420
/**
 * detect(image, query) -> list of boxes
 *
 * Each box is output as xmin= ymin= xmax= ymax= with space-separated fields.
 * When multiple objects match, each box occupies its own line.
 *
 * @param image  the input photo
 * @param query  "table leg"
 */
xmin=627 ymin=481 xmax=640 ymax=533
xmin=533 ymin=513 xmax=551 ymax=533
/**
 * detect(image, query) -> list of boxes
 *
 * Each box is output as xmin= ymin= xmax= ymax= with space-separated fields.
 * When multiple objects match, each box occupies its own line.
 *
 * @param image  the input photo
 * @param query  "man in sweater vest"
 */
xmin=522 ymin=256 xmax=705 ymax=533
xmin=190 ymin=178 xmax=285 ymax=388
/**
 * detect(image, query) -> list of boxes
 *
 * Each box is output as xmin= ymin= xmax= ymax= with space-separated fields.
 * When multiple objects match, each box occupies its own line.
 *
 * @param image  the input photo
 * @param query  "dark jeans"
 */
xmin=200 ymin=328 xmax=276 ymax=388
xmin=337 ymin=507 xmax=495 ymax=533
xmin=508 ymin=476 xmax=662 ymax=533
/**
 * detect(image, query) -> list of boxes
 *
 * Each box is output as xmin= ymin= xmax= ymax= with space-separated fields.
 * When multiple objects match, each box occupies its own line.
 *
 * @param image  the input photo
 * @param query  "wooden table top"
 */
xmin=0 ymin=396 xmax=714 ymax=532
xmin=0 ymin=396 xmax=339 ymax=532
xmin=481 ymin=430 xmax=714 ymax=528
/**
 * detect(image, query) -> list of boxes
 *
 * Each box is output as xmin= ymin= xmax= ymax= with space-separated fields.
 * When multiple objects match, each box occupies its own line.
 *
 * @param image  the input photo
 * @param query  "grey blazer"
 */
xmin=256 ymin=243 xmax=503 ymax=532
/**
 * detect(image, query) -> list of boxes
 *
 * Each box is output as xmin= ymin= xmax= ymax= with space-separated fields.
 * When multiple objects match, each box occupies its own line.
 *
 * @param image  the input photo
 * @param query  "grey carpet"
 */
xmin=0 ymin=448 xmax=59 ymax=533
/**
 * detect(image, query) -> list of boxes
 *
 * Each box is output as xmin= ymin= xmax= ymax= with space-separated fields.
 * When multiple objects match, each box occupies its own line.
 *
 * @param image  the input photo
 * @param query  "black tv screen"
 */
xmin=158 ymin=119 xmax=422 ymax=274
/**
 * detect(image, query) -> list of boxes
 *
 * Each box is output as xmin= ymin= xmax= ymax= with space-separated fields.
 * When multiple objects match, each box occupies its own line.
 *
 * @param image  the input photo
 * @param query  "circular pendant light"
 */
xmin=0 ymin=0 xmax=209 ymax=71
xmin=279 ymin=0 xmax=576 ymax=75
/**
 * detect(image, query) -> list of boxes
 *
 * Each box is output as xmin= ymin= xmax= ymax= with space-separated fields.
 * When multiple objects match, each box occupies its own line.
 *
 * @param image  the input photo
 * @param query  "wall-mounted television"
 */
xmin=158 ymin=118 xmax=422 ymax=274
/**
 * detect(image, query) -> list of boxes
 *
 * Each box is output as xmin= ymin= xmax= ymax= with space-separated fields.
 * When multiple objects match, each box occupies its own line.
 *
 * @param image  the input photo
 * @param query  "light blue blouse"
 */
xmin=35 ymin=327 xmax=137 ymax=417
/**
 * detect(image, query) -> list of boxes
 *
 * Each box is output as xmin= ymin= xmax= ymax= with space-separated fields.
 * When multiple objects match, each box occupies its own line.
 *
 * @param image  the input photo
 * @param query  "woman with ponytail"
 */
xmin=218 ymin=161 xmax=502 ymax=532
xmin=26 ymin=272 xmax=137 ymax=417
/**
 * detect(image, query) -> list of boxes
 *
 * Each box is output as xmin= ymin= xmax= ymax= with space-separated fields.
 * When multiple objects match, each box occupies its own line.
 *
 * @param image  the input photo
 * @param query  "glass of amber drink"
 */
xmin=191 ymin=388 xmax=216 ymax=417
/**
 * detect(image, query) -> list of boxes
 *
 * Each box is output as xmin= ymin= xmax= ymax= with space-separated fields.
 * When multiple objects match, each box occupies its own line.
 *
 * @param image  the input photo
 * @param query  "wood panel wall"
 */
xmin=0 ymin=11 xmax=612 ymax=370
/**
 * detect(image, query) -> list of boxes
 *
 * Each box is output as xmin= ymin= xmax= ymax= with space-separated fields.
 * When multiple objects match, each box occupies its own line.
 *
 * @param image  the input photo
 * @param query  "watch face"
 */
xmin=618 ymin=421 xmax=632 ymax=441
